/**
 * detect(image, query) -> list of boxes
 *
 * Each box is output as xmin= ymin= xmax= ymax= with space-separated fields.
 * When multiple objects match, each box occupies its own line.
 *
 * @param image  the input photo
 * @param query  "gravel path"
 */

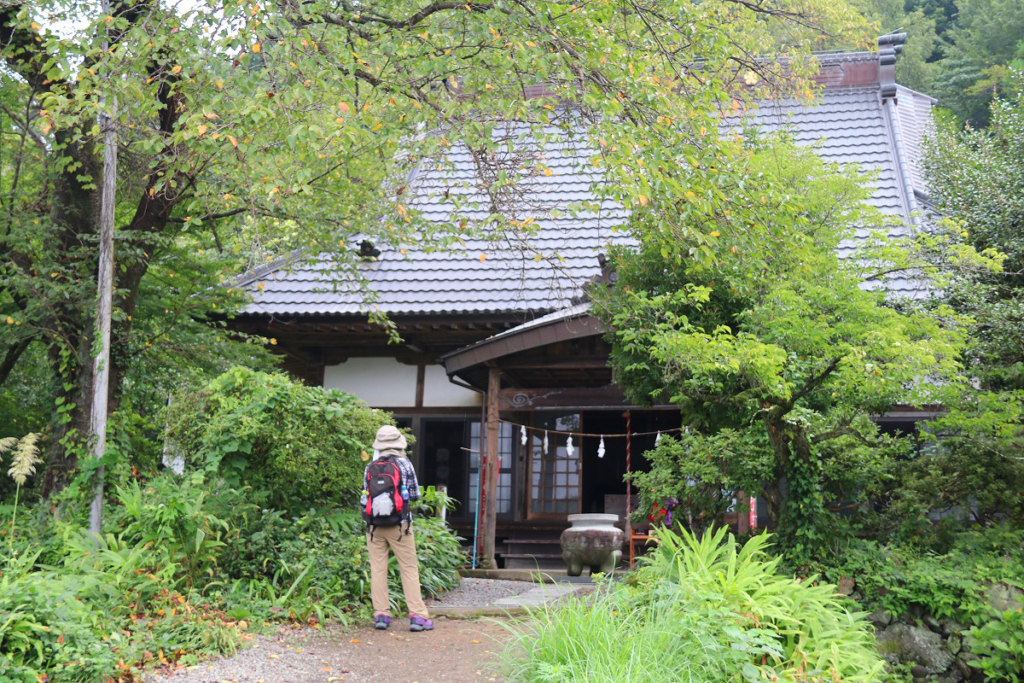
xmin=145 ymin=617 xmax=511 ymax=683
xmin=425 ymin=578 xmax=534 ymax=608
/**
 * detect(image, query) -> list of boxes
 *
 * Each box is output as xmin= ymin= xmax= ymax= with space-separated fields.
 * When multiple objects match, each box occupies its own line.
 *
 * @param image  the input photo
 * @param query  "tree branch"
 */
xmin=783 ymin=354 xmax=845 ymax=410
xmin=0 ymin=336 xmax=34 ymax=387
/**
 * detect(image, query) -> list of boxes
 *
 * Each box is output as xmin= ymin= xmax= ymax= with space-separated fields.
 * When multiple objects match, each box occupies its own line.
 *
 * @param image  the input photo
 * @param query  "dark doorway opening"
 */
xmin=579 ymin=410 xmax=682 ymax=518
xmin=421 ymin=419 xmax=470 ymax=519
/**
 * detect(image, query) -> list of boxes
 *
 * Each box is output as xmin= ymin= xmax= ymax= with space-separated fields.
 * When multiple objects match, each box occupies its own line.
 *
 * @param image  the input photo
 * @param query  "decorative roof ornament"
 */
xmin=877 ymin=33 xmax=907 ymax=101
xmin=358 ymin=239 xmax=381 ymax=260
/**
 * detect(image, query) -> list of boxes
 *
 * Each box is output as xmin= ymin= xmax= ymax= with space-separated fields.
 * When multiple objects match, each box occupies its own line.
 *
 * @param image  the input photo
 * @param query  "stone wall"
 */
xmin=861 ymin=583 xmax=1023 ymax=683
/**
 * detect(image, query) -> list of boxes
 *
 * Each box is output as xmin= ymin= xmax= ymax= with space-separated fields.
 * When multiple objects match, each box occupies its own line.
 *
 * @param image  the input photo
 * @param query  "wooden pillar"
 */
xmin=481 ymin=367 xmax=501 ymax=568
xmin=736 ymin=491 xmax=751 ymax=535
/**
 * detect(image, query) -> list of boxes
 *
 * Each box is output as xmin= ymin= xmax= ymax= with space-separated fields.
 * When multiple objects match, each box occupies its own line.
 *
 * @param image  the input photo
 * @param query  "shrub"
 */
xmin=164 ymin=366 xmax=392 ymax=509
xmin=814 ymin=528 xmax=1024 ymax=623
xmin=0 ymin=555 xmax=117 ymax=683
xmin=968 ymin=606 xmax=1024 ymax=682
xmin=502 ymin=527 xmax=885 ymax=683
xmin=626 ymin=430 xmax=768 ymax=534
xmin=220 ymin=497 xmax=463 ymax=620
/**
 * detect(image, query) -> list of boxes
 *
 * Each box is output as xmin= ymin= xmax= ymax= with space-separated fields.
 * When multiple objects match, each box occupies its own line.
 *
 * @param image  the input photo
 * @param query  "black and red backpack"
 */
xmin=363 ymin=456 xmax=406 ymax=532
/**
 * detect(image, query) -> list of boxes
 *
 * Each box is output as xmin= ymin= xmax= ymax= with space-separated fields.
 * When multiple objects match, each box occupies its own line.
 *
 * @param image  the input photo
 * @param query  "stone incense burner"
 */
xmin=560 ymin=513 xmax=623 ymax=576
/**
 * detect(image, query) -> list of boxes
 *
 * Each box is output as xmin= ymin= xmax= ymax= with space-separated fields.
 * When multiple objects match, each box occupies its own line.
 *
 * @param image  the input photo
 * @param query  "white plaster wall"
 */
xmin=422 ymin=364 xmax=481 ymax=408
xmin=323 ymin=358 xmax=417 ymax=407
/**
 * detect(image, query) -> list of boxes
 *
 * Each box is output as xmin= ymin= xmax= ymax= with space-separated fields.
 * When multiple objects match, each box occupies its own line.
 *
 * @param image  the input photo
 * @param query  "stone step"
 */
xmin=502 ymin=552 xmax=566 ymax=570
xmin=505 ymin=539 xmax=562 ymax=555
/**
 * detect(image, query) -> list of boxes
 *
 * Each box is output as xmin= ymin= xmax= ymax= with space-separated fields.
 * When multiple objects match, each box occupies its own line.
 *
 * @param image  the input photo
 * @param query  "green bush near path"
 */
xmin=500 ymin=527 xmax=885 ymax=683
xmin=164 ymin=366 xmax=392 ymax=510
xmin=0 ymin=368 xmax=464 ymax=682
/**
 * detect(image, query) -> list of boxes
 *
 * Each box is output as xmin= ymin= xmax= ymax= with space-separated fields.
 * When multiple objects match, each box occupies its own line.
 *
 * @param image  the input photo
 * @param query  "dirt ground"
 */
xmin=148 ymin=617 xmax=511 ymax=683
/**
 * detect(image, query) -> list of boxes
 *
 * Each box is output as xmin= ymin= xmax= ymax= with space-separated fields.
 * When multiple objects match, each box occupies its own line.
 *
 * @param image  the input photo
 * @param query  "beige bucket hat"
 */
xmin=372 ymin=425 xmax=407 ymax=452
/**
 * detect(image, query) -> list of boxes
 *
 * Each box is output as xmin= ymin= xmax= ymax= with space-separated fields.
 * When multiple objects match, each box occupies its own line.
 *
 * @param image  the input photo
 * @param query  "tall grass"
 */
xmin=500 ymin=527 xmax=886 ymax=683
xmin=502 ymin=585 xmax=769 ymax=682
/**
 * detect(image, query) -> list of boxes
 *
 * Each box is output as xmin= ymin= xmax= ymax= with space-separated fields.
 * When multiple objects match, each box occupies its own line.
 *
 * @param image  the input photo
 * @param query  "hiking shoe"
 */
xmin=409 ymin=615 xmax=433 ymax=632
xmin=374 ymin=614 xmax=391 ymax=630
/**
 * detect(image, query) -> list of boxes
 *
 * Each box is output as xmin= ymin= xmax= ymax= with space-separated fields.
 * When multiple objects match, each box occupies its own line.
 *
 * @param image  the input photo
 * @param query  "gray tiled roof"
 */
xmin=893 ymin=85 xmax=938 ymax=197
xmin=239 ymin=84 xmax=932 ymax=317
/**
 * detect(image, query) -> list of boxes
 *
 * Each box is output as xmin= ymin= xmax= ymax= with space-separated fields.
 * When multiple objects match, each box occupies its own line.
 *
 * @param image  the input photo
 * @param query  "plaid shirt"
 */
xmin=365 ymin=453 xmax=421 ymax=522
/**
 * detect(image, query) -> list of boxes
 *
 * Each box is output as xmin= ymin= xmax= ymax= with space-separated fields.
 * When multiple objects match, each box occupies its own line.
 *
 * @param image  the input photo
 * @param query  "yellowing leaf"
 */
xmin=479 ymin=253 xmax=486 ymax=262
xmin=544 ymin=168 xmax=552 ymax=177
xmin=339 ymin=101 xmax=350 ymax=113
xmin=252 ymin=42 xmax=261 ymax=53
xmin=171 ymin=65 xmax=182 ymax=74
xmin=638 ymin=194 xmax=648 ymax=206
xmin=709 ymin=231 xmax=720 ymax=238
xmin=197 ymin=124 xmax=207 ymax=136
xmin=228 ymin=135 xmax=238 ymax=147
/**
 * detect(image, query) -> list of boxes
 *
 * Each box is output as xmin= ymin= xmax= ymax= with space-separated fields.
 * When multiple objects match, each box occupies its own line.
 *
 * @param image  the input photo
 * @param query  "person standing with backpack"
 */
xmin=362 ymin=425 xmax=433 ymax=632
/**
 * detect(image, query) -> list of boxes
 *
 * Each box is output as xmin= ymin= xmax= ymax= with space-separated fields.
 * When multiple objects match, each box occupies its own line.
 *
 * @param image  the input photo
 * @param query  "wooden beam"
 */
xmin=481 ymin=367 xmax=501 ymax=569
xmin=498 ymin=356 xmax=609 ymax=370
xmin=497 ymin=385 xmax=678 ymax=410
xmin=415 ymin=364 xmax=425 ymax=408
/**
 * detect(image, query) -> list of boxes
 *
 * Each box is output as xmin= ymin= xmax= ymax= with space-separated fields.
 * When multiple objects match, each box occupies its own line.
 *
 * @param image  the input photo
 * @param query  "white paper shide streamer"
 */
xmin=565 ymin=435 xmax=574 ymax=457
xmin=521 ymin=425 xmax=527 ymax=446
xmin=543 ymin=430 xmax=549 ymax=454
xmin=597 ymin=435 xmax=606 ymax=459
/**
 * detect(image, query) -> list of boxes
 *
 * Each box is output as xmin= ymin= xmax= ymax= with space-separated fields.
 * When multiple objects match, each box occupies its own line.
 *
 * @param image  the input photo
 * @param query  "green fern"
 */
xmin=502 ymin=527 xmax=885 ymax=682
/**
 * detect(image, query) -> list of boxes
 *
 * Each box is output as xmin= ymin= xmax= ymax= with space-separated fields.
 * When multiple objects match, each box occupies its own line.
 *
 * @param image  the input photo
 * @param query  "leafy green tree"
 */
xmin=852 ymin=0 xmax=941 ymax=92
xmin=1 ymin=0 xmax=869 ymax=496
xmin=933 ymin=0 xmax=1024 ymax=125
xmin=593 ymin=139 xmax=972 ymax=562
xmin=898 ymin=74 xmax=1024 ymax=527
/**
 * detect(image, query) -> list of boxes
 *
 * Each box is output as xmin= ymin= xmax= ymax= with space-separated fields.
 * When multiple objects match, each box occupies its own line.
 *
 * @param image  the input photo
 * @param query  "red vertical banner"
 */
xmin=749 ymin=496 xmax=757 ymax=531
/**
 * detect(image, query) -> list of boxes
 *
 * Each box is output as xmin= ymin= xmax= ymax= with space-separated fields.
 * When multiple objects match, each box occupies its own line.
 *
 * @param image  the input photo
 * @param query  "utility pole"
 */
xmin=89 ymin=0 xmax=117 ymax=536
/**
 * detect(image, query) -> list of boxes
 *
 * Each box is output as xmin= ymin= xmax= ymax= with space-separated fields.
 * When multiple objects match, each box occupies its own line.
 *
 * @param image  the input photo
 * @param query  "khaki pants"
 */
xmin=366 ymin=524 xmax=430 ymax=618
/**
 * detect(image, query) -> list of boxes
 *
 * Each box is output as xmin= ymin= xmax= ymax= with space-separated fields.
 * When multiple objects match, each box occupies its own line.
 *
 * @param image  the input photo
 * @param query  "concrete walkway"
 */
xmin=430 ymin=581 xmax=590 ymax=618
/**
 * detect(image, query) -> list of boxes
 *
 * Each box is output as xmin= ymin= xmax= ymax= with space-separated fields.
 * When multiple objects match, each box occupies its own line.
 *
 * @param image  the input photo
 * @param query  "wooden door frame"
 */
xmin=525 ymin=411 xmax=583 ymax=520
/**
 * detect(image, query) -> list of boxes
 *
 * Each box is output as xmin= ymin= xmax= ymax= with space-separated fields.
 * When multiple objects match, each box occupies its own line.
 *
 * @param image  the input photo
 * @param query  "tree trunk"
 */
xmin=764 ymin=414 xmax=826 ymax=559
